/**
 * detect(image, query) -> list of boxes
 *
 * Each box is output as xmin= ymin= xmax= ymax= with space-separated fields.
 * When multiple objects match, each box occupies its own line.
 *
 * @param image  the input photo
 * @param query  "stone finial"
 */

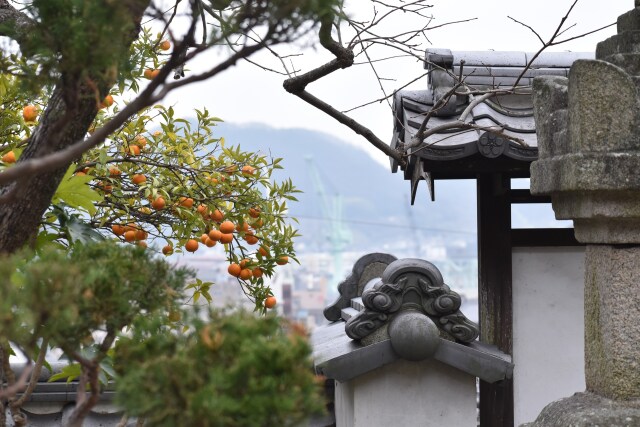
xmin=344 ymin=258 xmax=479 ymax=349
xmin=530 ymin=4 xmax=640 ymax=244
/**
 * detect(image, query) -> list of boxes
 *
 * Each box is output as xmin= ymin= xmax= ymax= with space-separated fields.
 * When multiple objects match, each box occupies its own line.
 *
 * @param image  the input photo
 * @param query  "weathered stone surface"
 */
xmin=597 ymin=31 xmax=640 ymax=58
xmin=617 ymin=7 xmax=640 ymax=33
xmin=521 ymin=392 xmax=640 ymax=427
xmin=602 ymin=52 xmax=640 ymax=75
xmin=584 ymin=245 xmax=640 ymax=400
xmin=569 ymin=60 xmax=639 ymax=153
xmin=532 ymin=153 xmax=640 ymax=194
xmin=532 ymin=76 xmax=568 ymax=158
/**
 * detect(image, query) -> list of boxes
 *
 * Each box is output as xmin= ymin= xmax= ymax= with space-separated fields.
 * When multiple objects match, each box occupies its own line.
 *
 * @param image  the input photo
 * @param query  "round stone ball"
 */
xmin=388 ymin=311 xmax=440 ymax=361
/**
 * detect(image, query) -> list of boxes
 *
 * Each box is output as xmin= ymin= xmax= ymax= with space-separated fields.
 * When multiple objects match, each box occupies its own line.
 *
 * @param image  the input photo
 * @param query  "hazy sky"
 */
xmin=163 ymin=0 xmax=630 ymax=165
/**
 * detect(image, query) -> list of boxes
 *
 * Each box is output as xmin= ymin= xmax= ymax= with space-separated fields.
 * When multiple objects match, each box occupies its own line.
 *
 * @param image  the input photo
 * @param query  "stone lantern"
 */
xmin=526 ymin=2 xmax=640 ymax=425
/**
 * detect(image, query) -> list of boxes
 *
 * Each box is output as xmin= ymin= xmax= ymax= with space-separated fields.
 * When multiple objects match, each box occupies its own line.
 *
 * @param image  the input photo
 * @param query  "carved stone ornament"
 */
xmin=345 ymin=258 xmax=479 ymax=343
xmin=323 ymin=253 xmax=397 ymax=322
xmin=477 ymin=132 xmax=506 ymax=158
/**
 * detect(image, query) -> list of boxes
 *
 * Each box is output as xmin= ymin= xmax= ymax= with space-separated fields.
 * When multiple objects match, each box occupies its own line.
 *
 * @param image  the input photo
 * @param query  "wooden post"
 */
xmin=477 ymin=173 xmax=514 ymax=427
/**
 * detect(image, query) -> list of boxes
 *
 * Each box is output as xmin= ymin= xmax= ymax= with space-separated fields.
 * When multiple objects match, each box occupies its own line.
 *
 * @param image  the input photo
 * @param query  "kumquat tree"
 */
xmin=0 ymin=0 xmax=340 ymax=425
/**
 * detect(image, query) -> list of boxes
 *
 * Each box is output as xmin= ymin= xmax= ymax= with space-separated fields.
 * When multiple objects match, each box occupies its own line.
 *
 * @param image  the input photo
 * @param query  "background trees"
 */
xmin=0 ymin=1 xmax=339 ymax=425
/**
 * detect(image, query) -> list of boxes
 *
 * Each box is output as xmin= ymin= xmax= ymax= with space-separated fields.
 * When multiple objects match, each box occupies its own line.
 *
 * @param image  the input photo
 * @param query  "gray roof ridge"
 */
xmin=426 ymin=48 xmax=594 ymax=69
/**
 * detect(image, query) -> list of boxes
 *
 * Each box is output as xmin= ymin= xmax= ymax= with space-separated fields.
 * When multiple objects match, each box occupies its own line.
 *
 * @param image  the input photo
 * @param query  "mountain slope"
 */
xmin=215 ymin=123 xmax=478 ymax=254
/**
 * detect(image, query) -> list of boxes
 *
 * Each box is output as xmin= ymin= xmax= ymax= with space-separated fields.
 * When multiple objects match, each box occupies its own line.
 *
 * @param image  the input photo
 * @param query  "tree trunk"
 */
xmin=0 ymin=1 xmax=150 ymax=254
xmin=0 ymin=87 xmax=100 ymax=253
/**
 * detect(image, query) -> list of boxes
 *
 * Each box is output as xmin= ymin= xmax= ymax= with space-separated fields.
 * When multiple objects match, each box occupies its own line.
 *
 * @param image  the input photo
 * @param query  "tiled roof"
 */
xmin=390 ymin=49 xmax=592 ymax=202
xmin=312 ymin=254 xmax=512 ymax=384
xmin=4 ymin=363 xmax=132 ymax=427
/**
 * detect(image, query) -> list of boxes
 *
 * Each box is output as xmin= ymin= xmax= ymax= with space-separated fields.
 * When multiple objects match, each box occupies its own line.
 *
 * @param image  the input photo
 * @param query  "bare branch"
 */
xmin=343 ymin=70 xmax=431 ymax=113
xmin=12 ymin=339 xmax=49 ymax=407
xmin=507 ymin=15 xmax=545 ymax=44
xmin=0 ymin=363 xmax=32 ymax=400
xmin=552 ymin=22 xmax=615 ymax=45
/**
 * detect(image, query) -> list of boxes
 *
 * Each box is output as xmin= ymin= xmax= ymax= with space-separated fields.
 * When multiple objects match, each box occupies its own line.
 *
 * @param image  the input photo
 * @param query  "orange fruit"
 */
xmin=245 ymin=235 xmax=259 ymax=245
xmin=137 ymin=240 xmax=148 ymax=248
xmin=2 ymin=151 xmax=16 ymax=164
xmin=219 ymin=221 xmax=235 ymax=234
xmin=132 ymin=174 xmax=146 ymax=185
xmin=276 ymin=255 xmax=288 ymax=265
xmin=236 ymin=222 xmax=249 ymax=233
xmin=144 ymin=69 xmax=160 ymax=80
xmin=200 ymin=233 xmax=209 ymax=244
xmin=239 ymin=258 xmax=250 ymax=269
xmin=159 ymin=40 xmax=171 ymax=51
xmin=134 ymin=229 xmax=147 ymax=241
xmin=162 ymin=245 xmax=173 ymax=255
xmin=98 ymin=182 xmax=113 ymax=193
xmin=179 ymin=197 xmax=194 ymax=208
xmin=228 ymin=263 xmax=241 ymax=277
xmin=264 ymin=296 xmax=277 ymax=309
xmin=219 ymin=233 xmax=233 ymax=244
xmin=152 ymin=197 xmax=166 ymax=210
xmin=133 ymin=135 xmax=147 ymax=148
xmin=252 ymin=267 xmax=263 ymax=278
xmin=124 ymin=223 xmax=137 ymax=232
xmin=251 ymin=218 xmax=264 ymax=229
xmin=100 ymin=94 xmax=114 ymax=109
xmin=258 ymin=246 xmax=270 ymax=257
xmin=210 ymin=209 xmax=224 ymax=222
xmin=111 ymin=224 xmax=125 ymax=236
xmin=109 ymin=166 xmax=121 ymax=177
xmin=128 ymin=145 xmax=141 ymax=156
xmin=239 ymin=268 xmax=252 ymax=280
xmin=204 ymin=238 xmax=216 ymax=248
xmin=22 ymin=105 xmax=37 ymax=122
xmin=196 ymin=204 xmax=209 ymax=217
xmin=248 ymin=207 xmax=260 ymax=218
xmin=124 ymin=230 xmax=136 ymax=242
xmin=241 ymin=165 xmax=255 ymax=175
xmin=208 ymin=229 xmax=222 ymax=241
xmin=223 ymin=165 xmax=237 ymax=174
xmin=185 ymin=239 xmax=199 ymax=252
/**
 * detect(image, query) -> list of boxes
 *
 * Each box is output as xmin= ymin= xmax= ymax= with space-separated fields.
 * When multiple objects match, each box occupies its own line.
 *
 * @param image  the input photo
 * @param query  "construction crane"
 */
xmin=305 ymin=156 xmax=352 ymax=298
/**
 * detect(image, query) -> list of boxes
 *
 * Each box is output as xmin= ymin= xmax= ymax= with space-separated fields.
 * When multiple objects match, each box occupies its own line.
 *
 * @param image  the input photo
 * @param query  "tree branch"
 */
xmin=0 ymin=0 xmax=35 ymax=47
xmin=0 ymin=24 xmax=272 ymax=187
xmin=12 ymin=339 xmax=49 ymax=408
xmin=284 ymin=13 xmax=404 ymax=165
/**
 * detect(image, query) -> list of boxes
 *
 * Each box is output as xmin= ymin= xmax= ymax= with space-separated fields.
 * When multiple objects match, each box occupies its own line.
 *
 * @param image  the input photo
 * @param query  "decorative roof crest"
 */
xmin=345 ymin=258 xmax=479 ymax=343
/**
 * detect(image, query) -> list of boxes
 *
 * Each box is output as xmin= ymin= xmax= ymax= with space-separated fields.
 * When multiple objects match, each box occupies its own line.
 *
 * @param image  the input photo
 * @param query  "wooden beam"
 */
xmin=512 ymin=228 xmax=582 ymax=247
xmin=477 ymin=174 xmax=514 ymax=427
xmin=509 ymin=189 xmax=551 ymax=204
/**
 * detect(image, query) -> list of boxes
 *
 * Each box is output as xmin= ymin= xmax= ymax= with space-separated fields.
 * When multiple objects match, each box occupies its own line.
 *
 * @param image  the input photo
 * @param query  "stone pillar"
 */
xmin=526 ymin=2 xmax=640 ymax=425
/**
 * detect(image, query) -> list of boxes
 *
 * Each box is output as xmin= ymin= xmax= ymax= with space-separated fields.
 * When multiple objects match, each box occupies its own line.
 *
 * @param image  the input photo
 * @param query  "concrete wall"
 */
xmin=512 ymin=247 xmax=586 ymax=427
xmin=335 ymin=358 xmax=476 ymax=427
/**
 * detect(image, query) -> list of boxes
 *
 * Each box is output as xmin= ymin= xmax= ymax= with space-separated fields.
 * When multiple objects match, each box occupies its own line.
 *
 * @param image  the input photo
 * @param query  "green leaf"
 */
xmin=65 ymin=216 xmax=105 ymax=245
xmin=49 ymin=363 xmax=82 ymax=383
xmin=53 ymin=166 xmax=102 ymax=215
